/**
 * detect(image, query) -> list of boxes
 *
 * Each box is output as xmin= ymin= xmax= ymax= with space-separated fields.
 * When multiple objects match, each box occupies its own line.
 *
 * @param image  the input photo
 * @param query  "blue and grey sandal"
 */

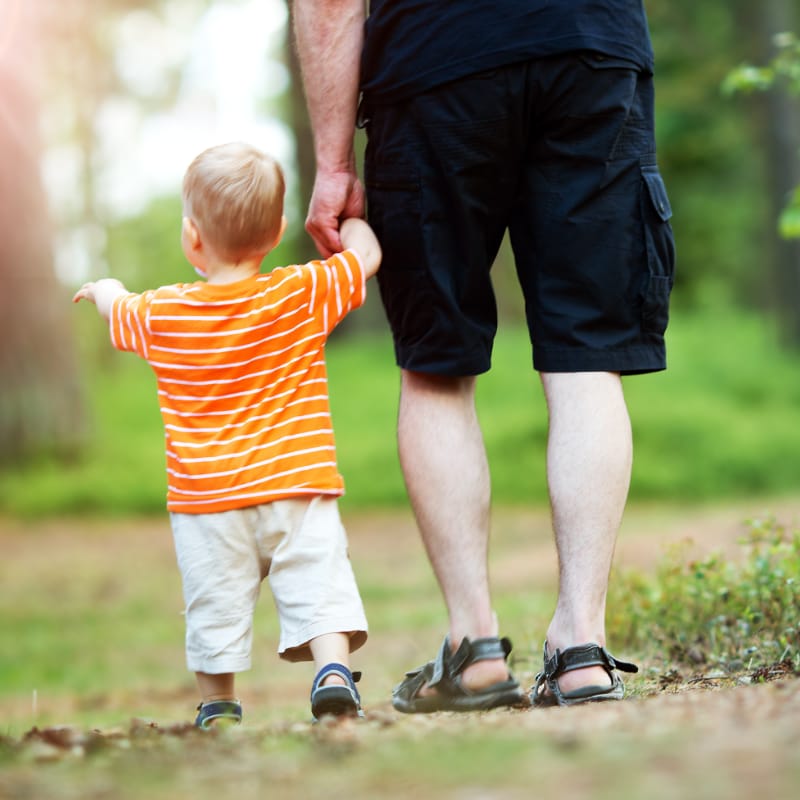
xmin=310 ymin=663 xmax=364 ymax=721
xmin=194 ymin=699 xmax=243 ymax=729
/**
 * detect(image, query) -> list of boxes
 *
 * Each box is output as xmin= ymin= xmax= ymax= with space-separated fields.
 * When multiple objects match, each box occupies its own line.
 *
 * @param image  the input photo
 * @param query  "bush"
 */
xmin=609 ymin=517 xmax=800 ymax=673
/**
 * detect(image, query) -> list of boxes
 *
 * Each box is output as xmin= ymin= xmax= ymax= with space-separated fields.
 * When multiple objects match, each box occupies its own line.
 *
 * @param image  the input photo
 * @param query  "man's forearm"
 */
xmin=292 ymin=0 xmax=365 ymax=173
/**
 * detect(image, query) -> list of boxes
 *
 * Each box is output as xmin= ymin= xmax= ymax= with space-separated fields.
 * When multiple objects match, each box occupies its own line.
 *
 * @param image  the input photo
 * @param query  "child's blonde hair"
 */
xmin=183 ymin=142 xmax=286 ymax=262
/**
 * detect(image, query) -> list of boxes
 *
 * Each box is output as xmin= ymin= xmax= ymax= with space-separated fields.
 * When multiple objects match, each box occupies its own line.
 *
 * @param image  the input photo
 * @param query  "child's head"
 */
xmin=182 ymin=142 xmax=286 ymax=263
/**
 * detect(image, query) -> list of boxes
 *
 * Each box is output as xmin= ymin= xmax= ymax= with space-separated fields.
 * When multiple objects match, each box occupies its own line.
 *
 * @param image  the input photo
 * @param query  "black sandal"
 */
xmin=392 ymin=636 xmax=526 ymax=714
xmin=531 ymin=642 xmax=638 ymax=707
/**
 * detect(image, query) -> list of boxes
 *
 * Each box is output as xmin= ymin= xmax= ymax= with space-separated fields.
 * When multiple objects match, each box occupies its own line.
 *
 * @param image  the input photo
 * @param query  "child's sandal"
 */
xmin=194 ymin=699 xmax=243 ymax=729
xmin=310 ymin=663 xmax=363 ymax=721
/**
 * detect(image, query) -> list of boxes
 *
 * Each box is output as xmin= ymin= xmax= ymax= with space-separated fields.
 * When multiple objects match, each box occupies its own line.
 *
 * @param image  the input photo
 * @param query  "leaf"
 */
xmin=778 ymin=198 xmax=800 ymax=239
xmin=721 ymin=65 xmax=774 ymax=96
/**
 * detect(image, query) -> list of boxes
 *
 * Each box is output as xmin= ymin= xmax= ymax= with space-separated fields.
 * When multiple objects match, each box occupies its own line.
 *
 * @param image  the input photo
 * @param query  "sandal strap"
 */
xmin=311 ymin=662 xmax=362 ymax=702
xmin=194 ymin=699 xmax=242 ymax=728
xmin=429 ymin=636 xmax=513 ymax=690
xmin=543 ymin=643 xmax=638 ymax=683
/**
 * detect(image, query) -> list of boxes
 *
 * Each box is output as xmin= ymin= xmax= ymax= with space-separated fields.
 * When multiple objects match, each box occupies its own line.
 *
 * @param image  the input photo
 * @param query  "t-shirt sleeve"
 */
xmin=109 ymin=291 xmax=153 ymax=359
xmin=303 ymin=249 xmax=366 ymax=334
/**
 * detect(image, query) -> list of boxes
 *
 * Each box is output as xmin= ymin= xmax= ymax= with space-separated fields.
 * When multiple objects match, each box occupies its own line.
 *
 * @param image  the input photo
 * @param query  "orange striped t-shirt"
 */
xmin=109 ymin=250 xmax=365 ymax=514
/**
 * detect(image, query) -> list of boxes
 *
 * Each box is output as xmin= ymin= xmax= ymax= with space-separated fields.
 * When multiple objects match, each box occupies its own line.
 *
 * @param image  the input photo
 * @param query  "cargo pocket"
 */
xmin=640 ymin=164 xmax=675 ymax=335
xmin=365 ymin=162 xmax=422 ymax=272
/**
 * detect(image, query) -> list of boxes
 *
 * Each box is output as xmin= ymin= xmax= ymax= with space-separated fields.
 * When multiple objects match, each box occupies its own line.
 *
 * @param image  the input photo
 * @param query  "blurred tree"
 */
xmin=39 ymin=0 xmax=204 ymax=279
xmin=0 ymin=1 xmax=83 ymax=464
xmin=0 ymin=0 xmax=213 ymax=464
xmin=649 ymin=0 xmax=800 ymax=347
xmin=725 ymin=20 xmax=800 ymax=345
xmin=758 ymin=2 xmax=800 ymax=346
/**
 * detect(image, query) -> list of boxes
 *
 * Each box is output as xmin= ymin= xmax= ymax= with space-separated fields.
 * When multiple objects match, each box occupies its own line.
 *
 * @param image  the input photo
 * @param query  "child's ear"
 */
xmin=182 ymin=216 xmax=202 ymax=251
xmin=272 ymin=215 xmax=288 ymax=248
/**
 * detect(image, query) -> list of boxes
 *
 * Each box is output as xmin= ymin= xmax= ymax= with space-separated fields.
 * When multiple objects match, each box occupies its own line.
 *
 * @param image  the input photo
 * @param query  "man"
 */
xmin=293 ymin=0 xmax=674 ymax=712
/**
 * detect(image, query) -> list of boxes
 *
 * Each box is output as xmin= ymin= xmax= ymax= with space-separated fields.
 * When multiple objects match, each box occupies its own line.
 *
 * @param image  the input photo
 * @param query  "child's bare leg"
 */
xmin=309 ymin=632 xmax=351 ymax=686
xmin=195 ymin=671 xmax=236 ymax=702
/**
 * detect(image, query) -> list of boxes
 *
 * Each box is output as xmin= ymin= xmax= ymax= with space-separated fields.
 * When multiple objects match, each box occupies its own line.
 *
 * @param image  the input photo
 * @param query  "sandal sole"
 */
xmin=393 ymin=683 xmax=526 ymax=714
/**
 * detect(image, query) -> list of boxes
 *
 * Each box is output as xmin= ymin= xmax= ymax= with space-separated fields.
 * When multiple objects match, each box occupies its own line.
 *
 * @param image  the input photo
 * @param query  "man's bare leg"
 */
xmin=540 ymin=371 xmax=633 ymax=694
xmin=397 ymin=369 xmax=508 ymax=690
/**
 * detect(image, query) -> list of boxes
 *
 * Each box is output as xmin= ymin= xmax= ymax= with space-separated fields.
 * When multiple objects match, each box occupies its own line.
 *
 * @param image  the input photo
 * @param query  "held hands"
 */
xmin=306 ymin=169 xmax=365 ymax=258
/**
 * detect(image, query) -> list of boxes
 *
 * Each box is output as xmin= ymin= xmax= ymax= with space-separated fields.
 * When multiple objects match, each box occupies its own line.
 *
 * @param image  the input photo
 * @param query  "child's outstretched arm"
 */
xmin=339 ymin=217 xmax=381 ymax=280
xmin=72 ymin=278 xmax=129 ymax=321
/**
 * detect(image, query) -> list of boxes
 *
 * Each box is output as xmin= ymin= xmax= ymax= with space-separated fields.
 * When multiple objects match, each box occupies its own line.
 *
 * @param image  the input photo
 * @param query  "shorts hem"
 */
xmin=533 ymin=345 xmax=666 ymax=376
xmin=186 ymin=657 xmax=252 ymax=674
xmin=279 ymin=620 xmax=369 ymax=663
xmin=396 ymin=350 xmax=491 ymax=377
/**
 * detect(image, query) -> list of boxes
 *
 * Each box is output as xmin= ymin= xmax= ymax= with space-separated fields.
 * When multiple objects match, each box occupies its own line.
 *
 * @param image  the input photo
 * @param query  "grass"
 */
xmin=1 ymin=308 xmax=799 ymax=517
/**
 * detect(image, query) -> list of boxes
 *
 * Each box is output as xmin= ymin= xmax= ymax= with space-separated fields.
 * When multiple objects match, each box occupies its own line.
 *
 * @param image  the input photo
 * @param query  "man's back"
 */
xmin=361 ymin=0 xmax=654 ymax=102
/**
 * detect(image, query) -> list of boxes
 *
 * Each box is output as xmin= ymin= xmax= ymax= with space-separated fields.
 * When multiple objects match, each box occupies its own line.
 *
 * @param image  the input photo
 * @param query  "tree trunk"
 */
xmin=761 ymin=0 xmax=800 ymax=346
xmin=0 ymin=3 xmax=84 ymax=464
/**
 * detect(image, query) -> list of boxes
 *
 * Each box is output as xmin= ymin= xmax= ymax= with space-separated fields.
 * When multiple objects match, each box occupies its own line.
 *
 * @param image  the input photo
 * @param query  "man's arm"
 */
xmin=292 ymin=0 xmax=366 ymax=257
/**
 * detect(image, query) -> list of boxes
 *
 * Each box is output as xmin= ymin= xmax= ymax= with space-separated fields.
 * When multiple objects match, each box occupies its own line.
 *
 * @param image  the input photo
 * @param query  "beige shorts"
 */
xmin=170 ymin=496 xmax=368 ymax=673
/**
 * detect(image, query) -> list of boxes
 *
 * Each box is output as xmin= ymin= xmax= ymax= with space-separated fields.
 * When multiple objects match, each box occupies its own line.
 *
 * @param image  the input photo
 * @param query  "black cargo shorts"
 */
xmin=363 ymin=52 xmax=675 ymax=376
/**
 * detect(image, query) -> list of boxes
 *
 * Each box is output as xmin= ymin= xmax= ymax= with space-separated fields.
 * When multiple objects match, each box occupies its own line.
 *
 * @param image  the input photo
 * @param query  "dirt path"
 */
xmin=1 ymin=500 xmax=799 ymax=799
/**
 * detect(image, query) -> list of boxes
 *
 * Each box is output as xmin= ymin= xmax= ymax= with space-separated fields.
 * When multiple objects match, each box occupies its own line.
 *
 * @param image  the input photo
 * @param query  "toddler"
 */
xmin=73 ymin=141 xmax=381 ymax=727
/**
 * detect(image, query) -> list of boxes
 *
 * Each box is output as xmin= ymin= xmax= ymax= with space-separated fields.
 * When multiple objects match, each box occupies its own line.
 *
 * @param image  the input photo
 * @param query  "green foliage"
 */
xmin=779 ymin=185 xmax=800 ymax=238
xmin=723 ymin=32 xmax=800 ymax=95
xmin=2 ymin=309 xmax=800 ymax=516
xmin=104 ymin=196 xmax=188 ymax=292
xmin=609 ymin=517 xmax=800 ymax=672
xmin=646 ymin=0 xmax=773 ymax=307
xmin=723 ymin=31 xmax=800 ymax=240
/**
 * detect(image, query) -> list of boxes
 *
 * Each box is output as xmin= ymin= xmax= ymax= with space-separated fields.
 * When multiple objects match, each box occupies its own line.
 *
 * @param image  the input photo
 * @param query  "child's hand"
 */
xmin=73 ymin=282 xmax=99 ymax=304
xmin=72 ymin=278 xmax=128 ymax=321
xmin=339 ymin=218 xmax=381 ymax=279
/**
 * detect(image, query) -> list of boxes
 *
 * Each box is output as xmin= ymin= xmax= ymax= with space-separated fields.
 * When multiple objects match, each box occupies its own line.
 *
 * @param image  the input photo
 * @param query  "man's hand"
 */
xmin=306 ymin=169 xmax=365 ymax=258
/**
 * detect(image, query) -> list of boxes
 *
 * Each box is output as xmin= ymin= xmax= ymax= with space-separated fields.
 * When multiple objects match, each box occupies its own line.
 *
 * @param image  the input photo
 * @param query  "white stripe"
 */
xmin=146 ymin=331 xmax=324 ymax=370
xmin=158 ymin=369 xmax=323 ymax=403
xmin=159 ymin=380 xmax=328 ymax=419
xmin=329 ymin=259 xmax=343 ymax=319
xmin=132 ymin=300 xmax=149 ymax=358
xmin=166 ymin=412 xmax=331 ymax=449
xmin=167 ymin=449 xmax=336 ymax=482
xmin=162 ymin=394 xmax=330 ymax=434
xmin=169 ymin=485 xmax=338 ymax=508
xmin=307 ymin=263 xmax=317 ymax=315
xmin=344 ymin=248 xmax=364 ymax=303
xmin=148 ymin=272 xmax=297 ymax=309
xmin=154 ymin=356 xmax=325 ymax=389
xmin=123 ymin=304 xmax=141 ymax=353
xmin=168 ymin=429 xmax=333 ymax=464
xmin=149 ymin=316 xmax=312 ymax=353
xmin=150 ymin=287 xmax=306 ymax=324
xmin=151 ymin=301 xmax=305 ymax=331
xmin=109 ymin=299 xmax=121 ymax=350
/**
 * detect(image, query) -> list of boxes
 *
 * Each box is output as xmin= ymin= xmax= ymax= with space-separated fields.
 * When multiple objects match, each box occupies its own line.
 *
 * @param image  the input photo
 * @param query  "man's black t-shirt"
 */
xmin=361 ymin=0 xmax=655 ymax=102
